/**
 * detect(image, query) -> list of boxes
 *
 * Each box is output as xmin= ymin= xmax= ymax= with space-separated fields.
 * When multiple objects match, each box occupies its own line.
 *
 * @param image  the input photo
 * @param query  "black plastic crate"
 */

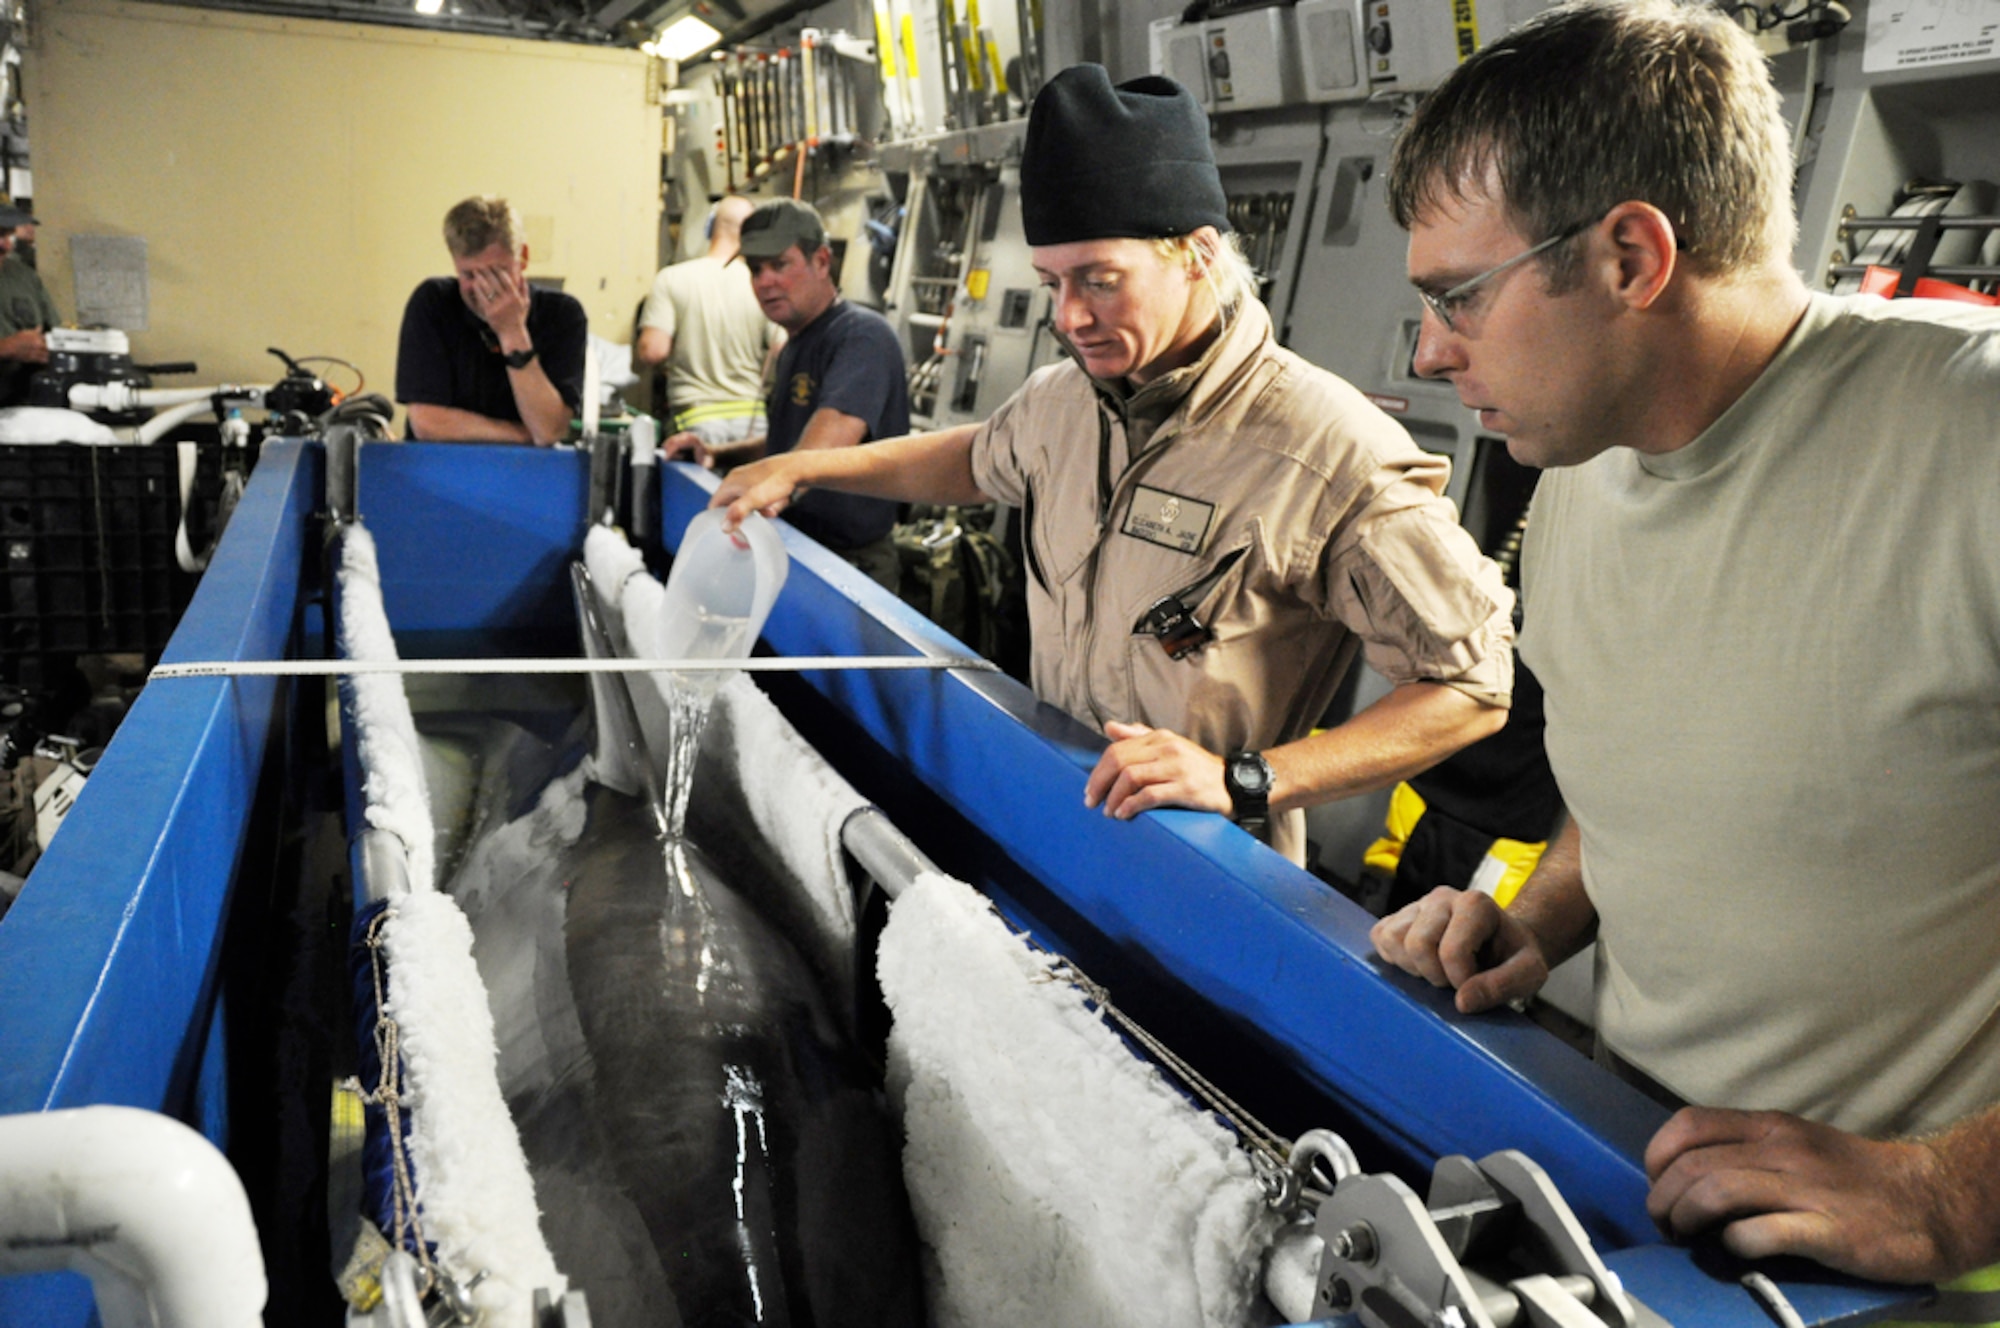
xmin=0 ymin=442 xmax=204 ymax=692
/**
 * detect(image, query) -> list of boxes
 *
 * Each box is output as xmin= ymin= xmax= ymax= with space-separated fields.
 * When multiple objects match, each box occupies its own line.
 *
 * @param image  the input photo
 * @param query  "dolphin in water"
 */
xmin=424 ymin=601 xmax=923 ymax=1326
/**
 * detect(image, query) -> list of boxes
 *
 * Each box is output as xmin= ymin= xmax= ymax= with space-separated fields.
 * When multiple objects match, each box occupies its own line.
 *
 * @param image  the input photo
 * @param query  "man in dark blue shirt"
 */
xmin=394 ymin=195 xmax=587 ymax=446
xmin=667 ymin=198 xmax=909 ymax=586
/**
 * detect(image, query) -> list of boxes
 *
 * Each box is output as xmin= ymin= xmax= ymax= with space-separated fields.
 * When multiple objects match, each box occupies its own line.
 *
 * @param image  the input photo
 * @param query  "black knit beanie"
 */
xmin=1019 ymin=65 xmax=1231 ymax=246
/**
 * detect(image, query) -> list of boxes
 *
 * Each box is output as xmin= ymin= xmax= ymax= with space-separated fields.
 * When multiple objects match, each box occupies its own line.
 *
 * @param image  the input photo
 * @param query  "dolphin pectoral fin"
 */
xmin=570 ymin=560 xmax=660 ymax=808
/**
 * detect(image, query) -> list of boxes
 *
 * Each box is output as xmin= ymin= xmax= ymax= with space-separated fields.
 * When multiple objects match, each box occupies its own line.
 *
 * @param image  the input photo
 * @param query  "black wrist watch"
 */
xmin=502 ymin=346 xmax=538 ymax=370
xmin=1223 ymin=749 xmax=1273 ymax=841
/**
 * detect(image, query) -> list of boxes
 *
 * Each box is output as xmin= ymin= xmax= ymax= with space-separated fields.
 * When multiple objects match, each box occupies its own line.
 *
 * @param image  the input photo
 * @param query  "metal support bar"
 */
xmin=1838 ymin=215 xmax=2000 ymax=231
xmin=153 ymin=654 xmax=1001 ymax=680
xmin=840 ymin=805 xmax=943 ymax=901
xmin=587 ymin=434 xmax=623 ymax=528
xmin=1014 ymin=0 xmax=1042 ymax=101
xmin=1825 ymin=263 xmax=2000 ymax=280
xmin=326 ymin=424 xmax=361 ymax=525
xmin=356 ymin=828 xmax=413 ymax=906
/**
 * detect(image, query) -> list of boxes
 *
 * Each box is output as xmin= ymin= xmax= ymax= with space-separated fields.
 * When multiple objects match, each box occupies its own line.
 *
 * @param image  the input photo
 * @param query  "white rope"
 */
xmin=1030 ymin=950 xmax=1298 ymax=1181
xmin=359 ymin=906 xmax=437 ymax=1297
xmin=150 ymin=654 xmax=1001 ymax=680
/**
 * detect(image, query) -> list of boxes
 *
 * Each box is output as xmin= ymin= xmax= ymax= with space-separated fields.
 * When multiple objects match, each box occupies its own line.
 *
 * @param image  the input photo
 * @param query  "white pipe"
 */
xmin=842 ymin=805 xmax=939 ymax=901
xmin=69 ymin=381 xmax=272 ymax=414
xmin=68 ymin=382 xmax=211 ymax=411
xmin=0 ymin=1105 xmax=267 ymax=1328
xmin=628 ymin=412 xmax=658 ymax=469
xmin=136 ymin=399 xmax=219 ymax=446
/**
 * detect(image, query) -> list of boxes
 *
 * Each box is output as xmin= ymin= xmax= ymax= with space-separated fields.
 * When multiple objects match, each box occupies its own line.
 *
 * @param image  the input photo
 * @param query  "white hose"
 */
xmin=0 ymin=1105 xmax=267 ymax=1328
xmin=173 ymin=436 xmax=208 ymax=572
xmin=137 ymin=398 xmax=228 ymax=446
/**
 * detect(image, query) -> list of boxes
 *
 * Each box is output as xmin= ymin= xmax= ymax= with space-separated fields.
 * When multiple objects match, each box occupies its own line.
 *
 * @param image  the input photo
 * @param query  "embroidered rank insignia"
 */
xmin=1120 ymin=485 xmax=1216 ymax=554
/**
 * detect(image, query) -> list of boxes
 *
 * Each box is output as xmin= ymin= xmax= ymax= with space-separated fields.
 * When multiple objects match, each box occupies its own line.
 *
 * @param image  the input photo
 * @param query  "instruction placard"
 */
xmin=70 ymin=234 xmax=149 ymax=331
xmin=1864 ymin=0 xmax=2000 ymax=73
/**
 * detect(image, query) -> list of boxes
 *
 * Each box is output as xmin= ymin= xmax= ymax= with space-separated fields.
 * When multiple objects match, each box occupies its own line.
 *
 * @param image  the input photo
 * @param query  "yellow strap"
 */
xmin=1361 ymin=781 xmax=1547 ymax=907
xmin=1362 ymin=782 xmax=1429 ymax=877
xmin=673 ymin=400 xmax=765 ymax=429
xmin=1875 ymin=1265 xmax=2000 ymax=1328
xmin=1957 ymin=1266 xmax=2000 ymax=1294
xmin=1483 ymin=834 xmax=1545 ymax=907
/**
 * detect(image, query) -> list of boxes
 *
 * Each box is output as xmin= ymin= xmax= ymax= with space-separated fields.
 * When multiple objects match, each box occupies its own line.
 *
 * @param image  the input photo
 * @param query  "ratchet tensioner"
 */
xmin=1295 ymin=1150 xmax=1671 ymax=1328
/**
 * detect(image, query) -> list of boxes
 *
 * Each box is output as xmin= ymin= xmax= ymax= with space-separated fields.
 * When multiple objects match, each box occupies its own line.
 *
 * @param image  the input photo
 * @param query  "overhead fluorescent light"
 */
xmin=414 ymin=0 xmax=444 ymax=13
xmin=654 ymin=13 xmax=721 ymax=61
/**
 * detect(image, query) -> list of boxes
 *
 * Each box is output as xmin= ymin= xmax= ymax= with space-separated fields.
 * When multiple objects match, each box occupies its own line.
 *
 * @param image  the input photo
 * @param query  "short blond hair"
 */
xmin=1151 ymin=227 xmax=1261 ymax=321
xmin=442 ymin=195 xmax=524 ymax=259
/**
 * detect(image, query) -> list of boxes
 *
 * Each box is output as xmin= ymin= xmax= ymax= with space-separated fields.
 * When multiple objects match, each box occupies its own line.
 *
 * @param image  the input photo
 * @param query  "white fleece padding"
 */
xmin=339 ymin=522 xmax=566 ymax=1323
xmin=336 ymin=524 xmax=435 ymax=893
xmin=0 ymin=406 xmax=121 ymax=444
xmin=381 ymin=892 xmax=566 ymax=1324
xmin=879 ymin=873 xmax=1279 ymax=1328
xmin=584 ymin=519 xmax=647 ymax=605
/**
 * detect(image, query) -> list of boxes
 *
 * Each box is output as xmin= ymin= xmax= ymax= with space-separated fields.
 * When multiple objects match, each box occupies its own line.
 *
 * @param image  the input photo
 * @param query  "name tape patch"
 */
xmin=1120 ymin=485 xmax=1216 ymax=555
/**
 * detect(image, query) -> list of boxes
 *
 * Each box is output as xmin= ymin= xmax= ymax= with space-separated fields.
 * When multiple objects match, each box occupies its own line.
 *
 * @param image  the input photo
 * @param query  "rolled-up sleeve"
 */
xmin=966 ymin=377 xmax=1037 ymax=508
xmin=1324 ymin=481 xmax=1516 ymax=708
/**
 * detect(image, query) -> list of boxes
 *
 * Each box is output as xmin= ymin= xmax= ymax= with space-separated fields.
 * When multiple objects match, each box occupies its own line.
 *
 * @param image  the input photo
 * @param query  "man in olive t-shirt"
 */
xmin=0 ymin=204 xmax=58 ymax=408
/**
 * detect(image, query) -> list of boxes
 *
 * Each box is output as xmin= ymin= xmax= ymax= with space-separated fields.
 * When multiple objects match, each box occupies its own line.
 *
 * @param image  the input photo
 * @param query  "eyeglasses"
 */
xmin=1416 ymin=216 xmax=1597 ymax=333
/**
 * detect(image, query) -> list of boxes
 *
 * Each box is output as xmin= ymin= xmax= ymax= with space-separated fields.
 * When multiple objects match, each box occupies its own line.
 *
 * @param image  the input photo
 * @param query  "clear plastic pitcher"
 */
xmin=656 ymin=509 xmax=788 ymax=664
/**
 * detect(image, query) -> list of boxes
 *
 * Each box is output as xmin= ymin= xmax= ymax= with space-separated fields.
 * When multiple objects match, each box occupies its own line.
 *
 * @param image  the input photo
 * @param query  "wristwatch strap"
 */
xmin=502 ymin=346 xmax=538 ymax=370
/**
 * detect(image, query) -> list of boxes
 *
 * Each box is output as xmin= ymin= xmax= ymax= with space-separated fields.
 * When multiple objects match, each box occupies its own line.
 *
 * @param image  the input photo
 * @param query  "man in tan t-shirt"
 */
xmin=639 ymin=196 xmax=780 ymax=451
xmin=1368 ymin=0 xmax=2000 ymax=1298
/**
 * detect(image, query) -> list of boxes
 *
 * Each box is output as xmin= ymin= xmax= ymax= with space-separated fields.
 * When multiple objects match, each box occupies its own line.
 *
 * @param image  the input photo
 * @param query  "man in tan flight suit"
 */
xmin=714 ymin=65 xmax=1514 ymax=865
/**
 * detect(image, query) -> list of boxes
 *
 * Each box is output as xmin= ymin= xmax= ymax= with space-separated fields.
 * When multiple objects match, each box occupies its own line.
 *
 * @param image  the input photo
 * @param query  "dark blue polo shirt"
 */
xmin=394 ymin=276 xmax=588 ymax=434
xmin=765 ymin=298 xmax=910 ymax=550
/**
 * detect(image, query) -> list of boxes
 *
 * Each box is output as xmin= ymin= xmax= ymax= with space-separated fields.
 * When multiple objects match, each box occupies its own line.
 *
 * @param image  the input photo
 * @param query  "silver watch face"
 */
xmin=1229 ymin=753 xmax=1270 ymax=797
